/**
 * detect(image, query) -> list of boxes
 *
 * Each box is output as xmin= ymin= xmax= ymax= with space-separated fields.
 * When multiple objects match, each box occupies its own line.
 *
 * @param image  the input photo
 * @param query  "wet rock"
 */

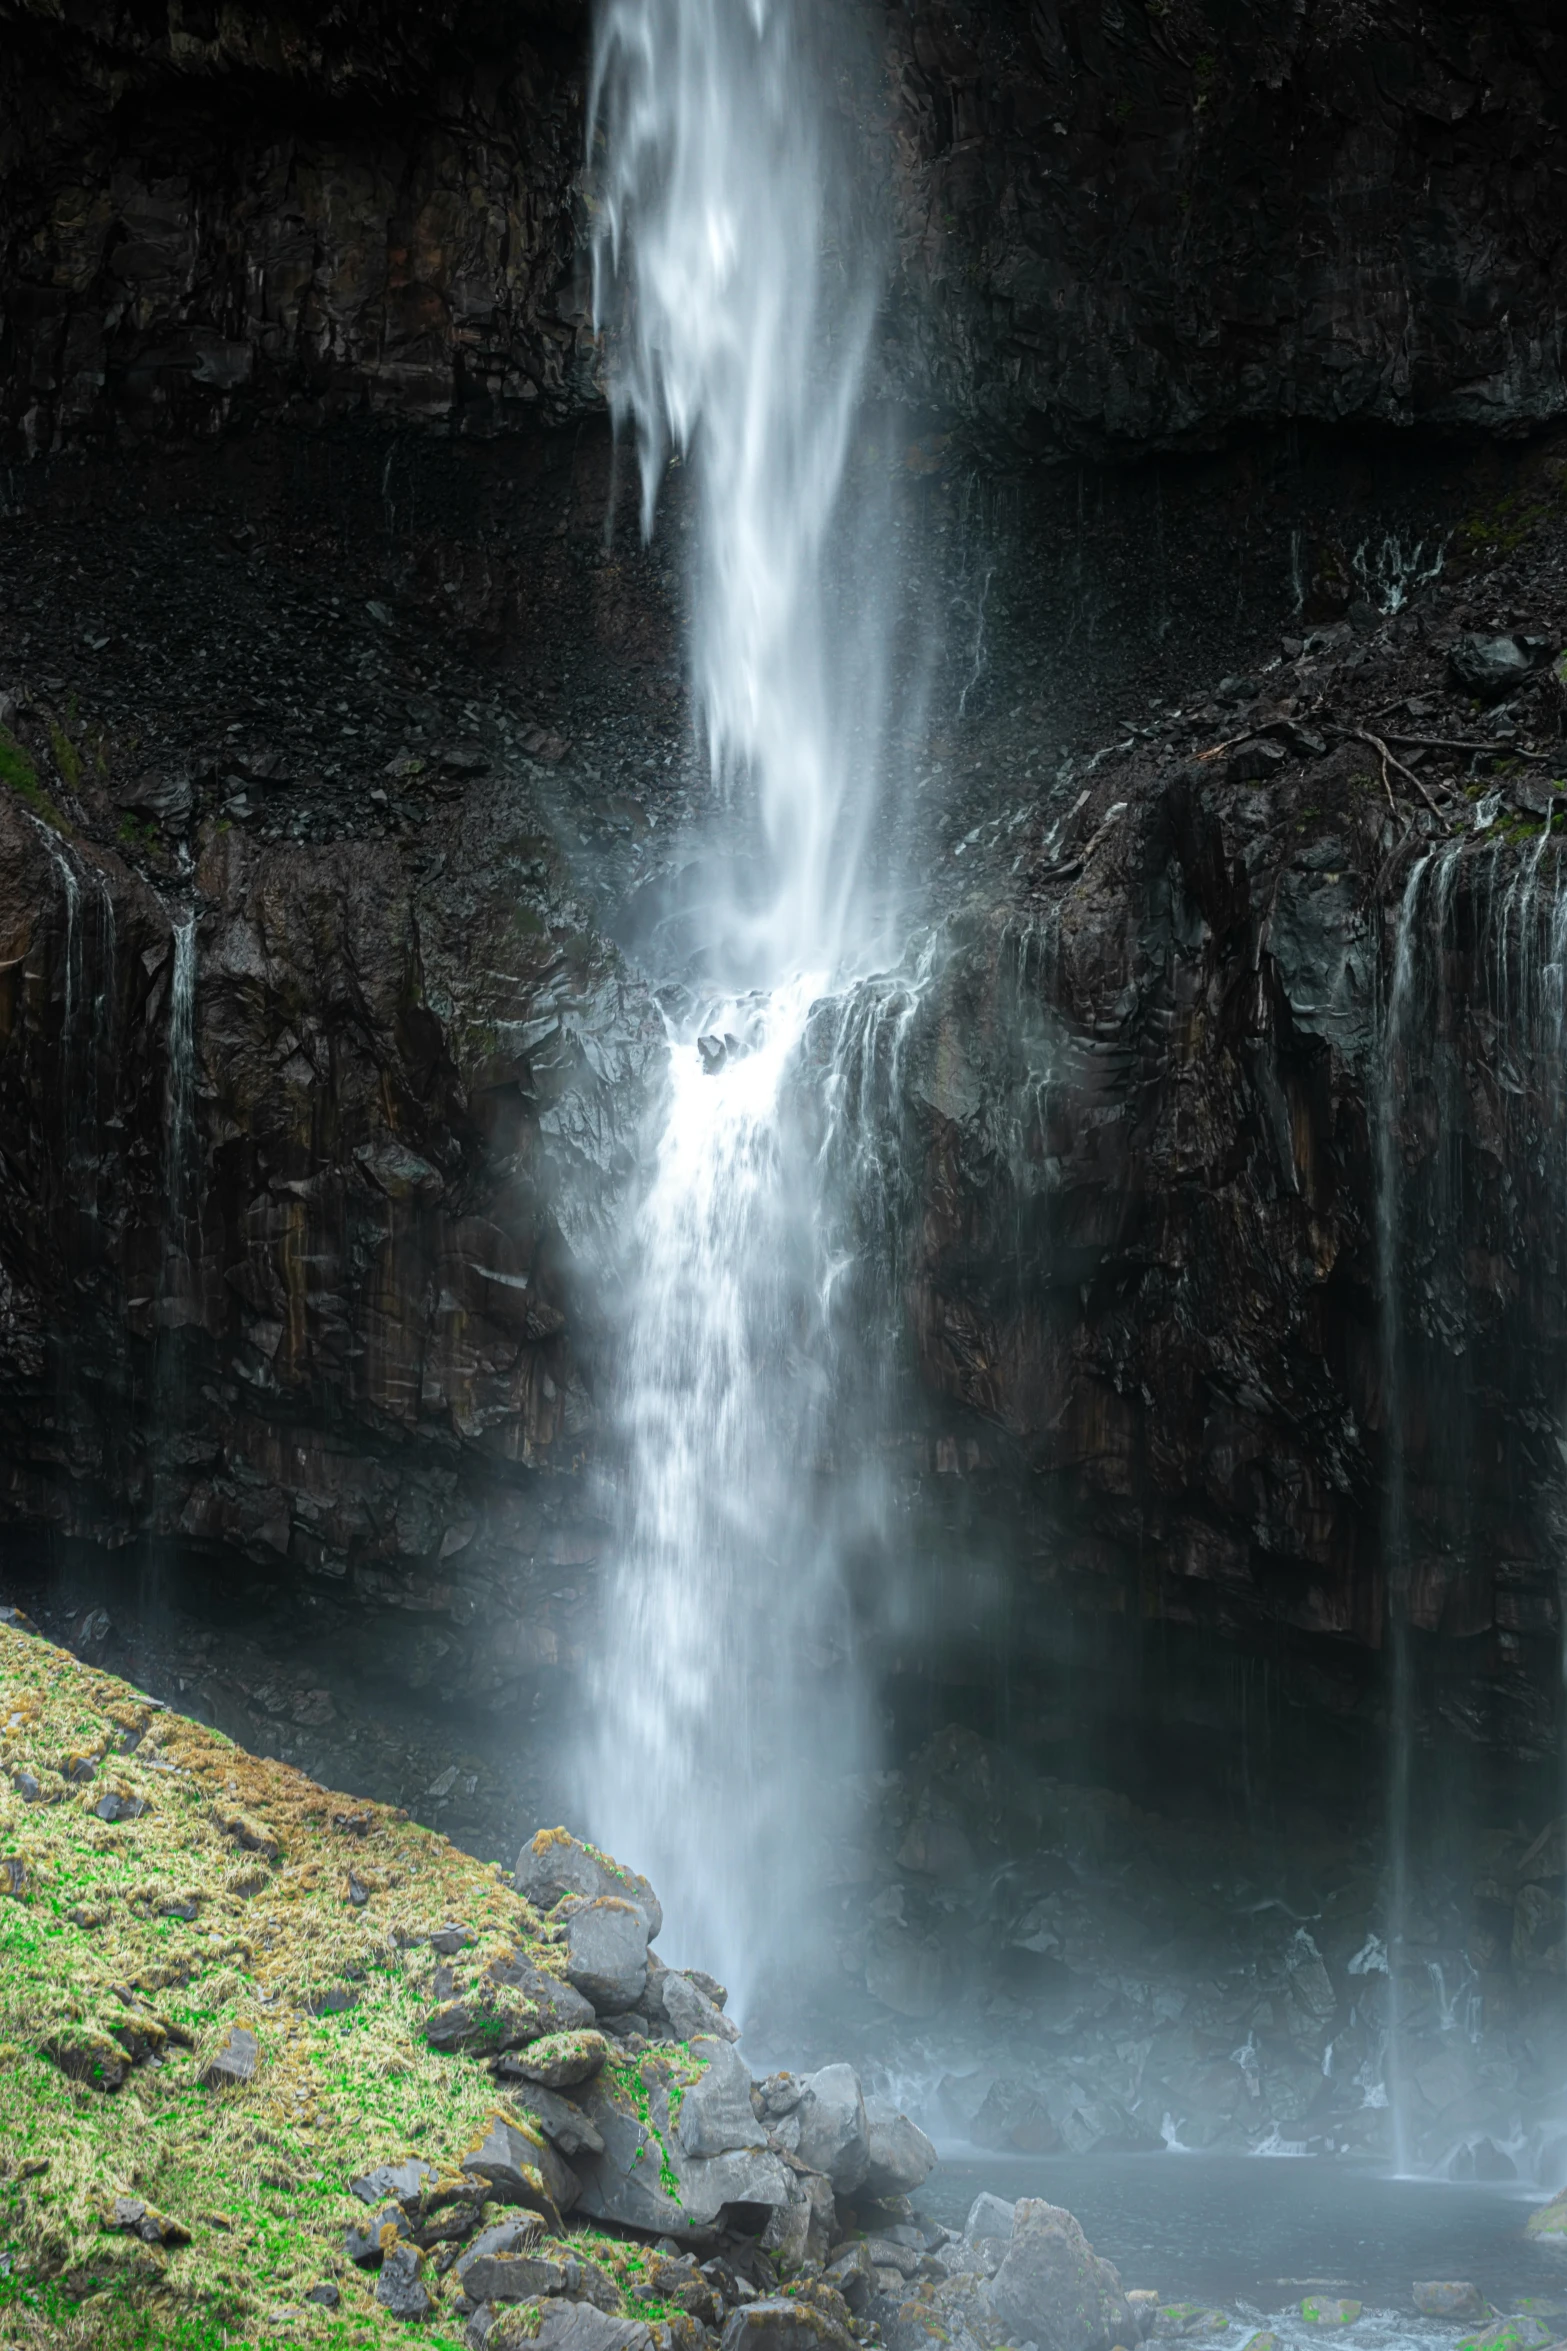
xmin=657 ymin=1969 xmax=740 ymax=2045
xmin=1448 ymin=634 xmax=1555 ymax=702
xmin=200 ymin=2025 xmax=259 ymax=2089
xmin=988 ymin=2199 xmax=1136 ymax=2351
xmin=575 ymin=2041 xmax=793 ymax=2236
xmin=516 ymin=1830 xmax=663 ymax=1938
xmin=1414 ymin=2286 xmax=1488 ymax=2322
xmin=563 ymin=1898 xmax=650 ymax=2013
xmin=785 ymin=2065 xmax=870 ymax=2194
xmin=720 ymin=2298 xmax=855 ymax=2351
xmin=1299 ymin=2301 xmax=1361 ymax=2328
xmin=377 ymin=2241 xmax=436 ymax=2320
xmin=861 ymin=2102 xmax=937 ymax=2199
xmin=824 ymin=2243 xmax=877 ymax=2313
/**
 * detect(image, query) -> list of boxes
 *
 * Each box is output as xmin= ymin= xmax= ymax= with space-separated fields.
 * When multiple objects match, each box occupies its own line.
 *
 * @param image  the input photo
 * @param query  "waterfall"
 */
xmin=1376 ymin=842 xmax=1433 ymax=2172
xmin=582 ymin=0 xmax=900 ymax=1994
xmin=163 ymin=911 xmax=199 ymax=1307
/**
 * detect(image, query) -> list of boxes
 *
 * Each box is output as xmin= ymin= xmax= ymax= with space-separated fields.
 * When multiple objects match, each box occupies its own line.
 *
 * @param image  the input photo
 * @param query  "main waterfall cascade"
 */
xmin=581 ymin=0 xmax=915 ymax=1994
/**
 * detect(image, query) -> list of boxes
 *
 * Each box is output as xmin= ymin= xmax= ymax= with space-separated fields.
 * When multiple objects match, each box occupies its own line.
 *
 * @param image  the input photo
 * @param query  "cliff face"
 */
xmin=3 ymin=0 xmax=1564 ymax=458
xmin=3 ymin=0 xmax=1567 ymax=1773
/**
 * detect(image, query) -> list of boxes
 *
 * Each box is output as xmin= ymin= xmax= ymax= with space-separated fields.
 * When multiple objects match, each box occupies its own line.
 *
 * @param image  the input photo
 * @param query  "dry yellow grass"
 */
xmin=0 ymin=1616 xmax=650 ymax=2349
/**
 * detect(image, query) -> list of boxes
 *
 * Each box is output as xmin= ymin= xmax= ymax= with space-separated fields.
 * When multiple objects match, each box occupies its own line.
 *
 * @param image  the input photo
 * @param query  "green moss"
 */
xmin=0 ymin=730 xmax=68 ymax=833
xmin=0 ymin=1623 xmax=577 ymax=2346
xmin=49 ymin=722 xmax=83 ymax=796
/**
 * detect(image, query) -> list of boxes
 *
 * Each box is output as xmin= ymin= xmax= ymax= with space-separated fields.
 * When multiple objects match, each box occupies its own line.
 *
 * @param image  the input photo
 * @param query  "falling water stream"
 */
xmin=581 ymin=0 xmax=907 ymax=1995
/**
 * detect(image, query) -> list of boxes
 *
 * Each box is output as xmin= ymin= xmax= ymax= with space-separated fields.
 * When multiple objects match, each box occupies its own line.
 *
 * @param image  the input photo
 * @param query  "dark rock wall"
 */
xmin=3 ymin=0 xmax=1565 ymax=457
xmin=0 ymin=772 xmax=657 ymax=1653
xmin=881 ymin=0 xmax=1567 ymax=453
xmin=0 ymin=0 xmax=596 ymax=454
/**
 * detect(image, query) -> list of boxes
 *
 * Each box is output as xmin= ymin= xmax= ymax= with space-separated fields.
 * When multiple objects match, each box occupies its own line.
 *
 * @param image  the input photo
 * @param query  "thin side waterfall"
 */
xmin=162 ymin=911 xmax=199 ymax=1315
xmin=1376 ymin=843 xmax=1433 ymax=2172
xmin=582 ymin=0 xmax=903 ymax=1994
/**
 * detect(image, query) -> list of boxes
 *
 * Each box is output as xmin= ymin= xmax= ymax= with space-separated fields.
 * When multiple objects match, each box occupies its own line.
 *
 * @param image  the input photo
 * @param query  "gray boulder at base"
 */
xmin=861 ymin=2100 xmax=938 ymax=2199
xmin=510 ymin=2081 xmax=606 ymax=2158
xmin=565 ymin=1898 xmax=650 ymax=2013
xmin=786 ymin=2064 xmax=870 ymax=2194
xmin=472 ymin=2306 xmax=656 ymax=2351
xmin=659 ymin=1968 xmax=741 ymax=2044
xmin=516 ymin=1829 xmax=663 ymax=1938
xmin=1448 ymin=632 xmax=1554 ymax=701
xmin=1413 ymin=2286 xmax=1487 ymax=2323
xmin=987 ymin=2199 xmax=1135 ymax=2351
xmin=676 ymin=2039 xmax=767 ymax=2159
xmin=575 ymin=2039 xmax=791 ymax=2236
xmin=965 ymin=2191 xmax=1017 ymax=2255
xmin=719 ymin=2300 xmax=855 ymax=2351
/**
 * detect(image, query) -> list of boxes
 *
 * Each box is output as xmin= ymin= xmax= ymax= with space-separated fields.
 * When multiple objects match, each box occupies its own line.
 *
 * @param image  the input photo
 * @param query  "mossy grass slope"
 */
xmin=0 ymin=1620 xmax=656 ymax=2347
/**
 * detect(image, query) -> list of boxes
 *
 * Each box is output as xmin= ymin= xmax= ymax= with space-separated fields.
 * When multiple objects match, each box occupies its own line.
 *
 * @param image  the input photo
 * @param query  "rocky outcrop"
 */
xmin=897 ymin=504 xmax=1567 ymax=1767
xmin=2 ymin=0 xmax=1565 ymax=457
xmin=0 ymin=734 xmax=659 ymax=1614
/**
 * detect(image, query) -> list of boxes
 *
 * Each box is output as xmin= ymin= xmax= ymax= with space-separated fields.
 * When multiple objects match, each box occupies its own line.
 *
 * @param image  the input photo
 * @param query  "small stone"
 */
xmin=376 ymin=2241 xmax=436 ymax=2320
xmin=1414 ymin=2285 xmax=1487 ymax=2323
xmin=308 ymin=2283 xmax=341 ymax=2308
xmin=429 ymin=1921 xmax=478 ymax=1957
xmin=351 ymin=2160 xmax=442 ymax=2209
xmin=94 ymin=1791 xmax=148 ymax=1824
xmin=108 ymin=2195 xmax=190 ymax=2247
xmin=201 ymin=2025 xmax=260 ymax=2089
xmin=63 ymin=1754 xmax=98 ymax=1784
xmin=1 ymin=1856 xmax=26 ymax=1896
xmin=1449 ymin=632 xmax=1554 ymax=701
xmin=1300 ymin=2301 xmax=1360 ymax=2328
xmin=1225 ymin=738 xmax=1287 ymax=785
xmin=13 ymin=1770 xmax=43 ymax=1802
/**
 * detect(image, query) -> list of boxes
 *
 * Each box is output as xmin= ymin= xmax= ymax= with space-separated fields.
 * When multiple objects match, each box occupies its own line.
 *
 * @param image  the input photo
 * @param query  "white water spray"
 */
xmin=582 ymin=0 xmax=903 ymax=1998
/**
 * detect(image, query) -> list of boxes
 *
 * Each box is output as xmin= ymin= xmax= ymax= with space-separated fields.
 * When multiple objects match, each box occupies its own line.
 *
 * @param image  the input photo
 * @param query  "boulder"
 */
xmin=676 ymin=2039 xmax=767 ymax=2159
xmin=787 ymin=2066 xmax=870 ymax=2194
xmin=459 ymin=2109 xmax=579 ymax=2223
xmin=720 ymin=2299 xmax=856 ymax=2351
xmin=825 ymin=2243 xmax=876 ymax=2313
xmin=517 ymin=1830 xmax=663 ymax=1937
xmin=761 ymin=2168 xmax=836 ymax=2272
xmin=1299 ymin=2302 xmax=1361 ymax=2328
xmin=1448 ymin=633 xmax=1555 ymax=702
xmin=502 ymin=2029 xmax=610 ymax=2089
xmin=1414 ymin=2286 xmax=1487 ymax=2322
xmin=564 ymin=1899 xmax=650 ymax=2014
xmin=987 ymin=2199 xmax=1136 ymax=2351
xmin=376 ymin=2242 xmax=436 ymax=2320
xmin=861 ymin=2102 xmax=937 ymax=2199
xmin=507 ymin=2082 xmax=606 ymax=2159
xmin=352 ymin=2159 xmax=443 ymax=2209
xmin=658 ymin=1970 xmax=741 ymax=2045
xmin=346 ymin=2204 xmax=410 ymax=2267
xmin=964 ymin=2191 xmax=1017 ymax=2252
xmin=574 ymin=2041 xmax=792 ymax=2236
xmin=455 ymin=2219 xmax=543 ymax=2291
xmin=107 ymin=2196 xmax=190 ymax=2246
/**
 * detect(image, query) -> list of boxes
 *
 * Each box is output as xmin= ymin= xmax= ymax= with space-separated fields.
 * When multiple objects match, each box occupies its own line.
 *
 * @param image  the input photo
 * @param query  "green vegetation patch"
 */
xmin=0 ymin=1619 xmax=624 ymax=2346
xmin=0 ymin=729 xmax=68 ymax=833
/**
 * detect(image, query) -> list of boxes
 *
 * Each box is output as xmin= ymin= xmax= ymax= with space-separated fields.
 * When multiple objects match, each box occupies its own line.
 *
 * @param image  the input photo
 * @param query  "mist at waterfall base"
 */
xmin=576 ymin=0 xmax=917 ymax=2005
